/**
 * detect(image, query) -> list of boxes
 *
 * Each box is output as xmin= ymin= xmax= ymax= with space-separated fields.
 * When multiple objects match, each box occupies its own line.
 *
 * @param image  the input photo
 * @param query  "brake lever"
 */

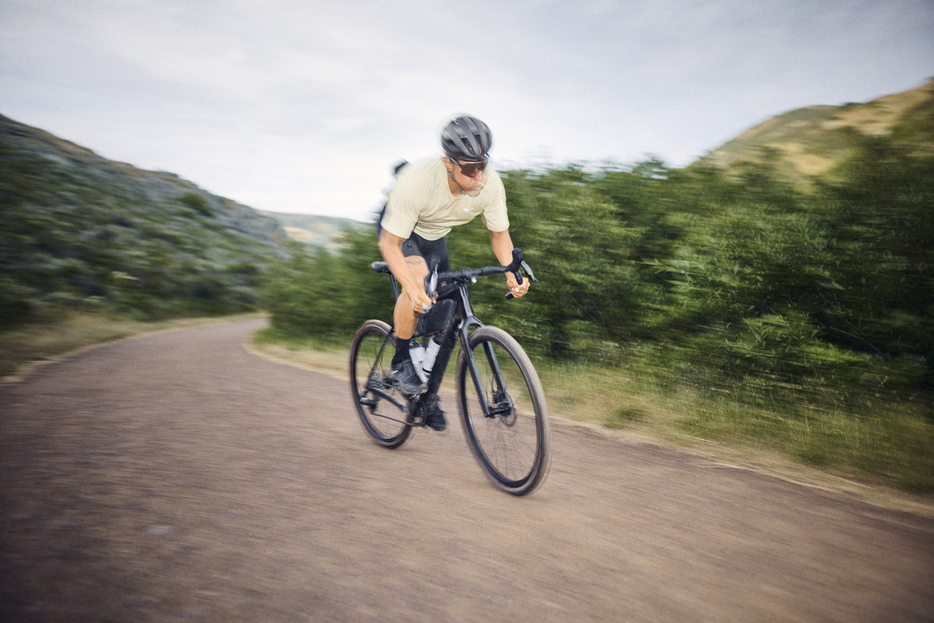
xmin=508 ymin=248 xmax=524 ymax=285
xmin=428 ymin=267 xmax=438 ymax=296
xmin=423 ymin=259 xmax=439 ymax=311
xmin=505 ymin=251 xmax=538 ymax=300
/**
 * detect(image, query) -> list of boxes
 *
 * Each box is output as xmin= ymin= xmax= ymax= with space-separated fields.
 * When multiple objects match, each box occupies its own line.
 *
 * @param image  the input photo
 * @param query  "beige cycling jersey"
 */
xmin=381 ymin=158 xmax=509 ymax=241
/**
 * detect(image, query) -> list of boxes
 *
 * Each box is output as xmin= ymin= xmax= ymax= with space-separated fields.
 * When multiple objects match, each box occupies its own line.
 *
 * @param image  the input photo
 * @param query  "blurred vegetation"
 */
xmin=264 ymin=135 xmax=933 ymax=491
xmin=0 ymin=114 xmax=285 ymax=330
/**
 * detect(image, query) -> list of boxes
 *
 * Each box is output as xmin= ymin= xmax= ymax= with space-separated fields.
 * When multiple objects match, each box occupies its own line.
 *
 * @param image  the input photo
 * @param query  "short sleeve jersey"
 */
xmin=381 ymin=158 xmax=509 ymax=241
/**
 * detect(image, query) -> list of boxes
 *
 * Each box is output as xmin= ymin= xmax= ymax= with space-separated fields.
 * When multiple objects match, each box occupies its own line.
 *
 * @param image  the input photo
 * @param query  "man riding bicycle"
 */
xmin=378 ymin=115 xmax=530 ymax=430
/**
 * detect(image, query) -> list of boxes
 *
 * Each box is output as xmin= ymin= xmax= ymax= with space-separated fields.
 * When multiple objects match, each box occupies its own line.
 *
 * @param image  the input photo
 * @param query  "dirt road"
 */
xmin=1 ymin=319 xmax=932 ymax=622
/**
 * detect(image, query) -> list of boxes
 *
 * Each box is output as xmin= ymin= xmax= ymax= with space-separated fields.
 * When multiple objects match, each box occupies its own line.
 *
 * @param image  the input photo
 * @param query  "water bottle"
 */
xmin=421 ymin=338 xmax=442 ymax=375
xmin=408 ymin=342 xmax=429 ymax=383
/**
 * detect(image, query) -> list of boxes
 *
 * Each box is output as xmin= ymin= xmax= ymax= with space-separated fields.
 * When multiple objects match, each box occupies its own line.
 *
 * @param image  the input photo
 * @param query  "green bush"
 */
xmin=269 ymin=142 xmax=932 ymax=411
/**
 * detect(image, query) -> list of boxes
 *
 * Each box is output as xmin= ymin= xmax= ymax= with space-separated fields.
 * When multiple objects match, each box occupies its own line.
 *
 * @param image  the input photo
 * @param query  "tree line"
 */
xmin=264 ymin=136 xmax=933 ymax=414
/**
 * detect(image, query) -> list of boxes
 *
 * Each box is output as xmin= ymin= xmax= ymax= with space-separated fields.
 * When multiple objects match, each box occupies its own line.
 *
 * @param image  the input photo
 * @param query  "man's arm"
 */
xmin=489 ymin=229 xmax=529 ymax=298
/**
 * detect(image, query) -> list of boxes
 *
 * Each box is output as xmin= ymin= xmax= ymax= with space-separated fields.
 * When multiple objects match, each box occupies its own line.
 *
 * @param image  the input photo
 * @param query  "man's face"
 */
xmin=449 ymin=158 xmax=487 ymax=195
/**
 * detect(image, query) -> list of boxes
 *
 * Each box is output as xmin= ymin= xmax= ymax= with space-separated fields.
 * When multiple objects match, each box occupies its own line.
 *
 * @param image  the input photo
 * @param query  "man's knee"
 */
xmin=404 ymin=255 xmax=429 ymax=281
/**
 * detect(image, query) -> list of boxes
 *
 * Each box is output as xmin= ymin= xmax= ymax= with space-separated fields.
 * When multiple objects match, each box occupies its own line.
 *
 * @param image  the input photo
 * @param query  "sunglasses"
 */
xmin=452 ymin=158 xmax=488 ymax=177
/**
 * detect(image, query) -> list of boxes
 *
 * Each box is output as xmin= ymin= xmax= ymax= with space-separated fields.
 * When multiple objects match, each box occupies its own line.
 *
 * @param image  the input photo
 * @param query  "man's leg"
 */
xmin=387 ymin=234 xmax=448 ymax=407
xmin=393 ymin=255 xmax=429 ymax=342
xmin=388 ymin=253 xmax=429 ymax=394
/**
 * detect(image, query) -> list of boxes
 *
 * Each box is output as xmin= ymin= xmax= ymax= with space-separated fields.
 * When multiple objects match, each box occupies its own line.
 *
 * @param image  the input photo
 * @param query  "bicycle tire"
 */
xmin=349 ymin=320 xmax=412 ymax=449
xmin=456 ymin=326 xmax=550 ymax=495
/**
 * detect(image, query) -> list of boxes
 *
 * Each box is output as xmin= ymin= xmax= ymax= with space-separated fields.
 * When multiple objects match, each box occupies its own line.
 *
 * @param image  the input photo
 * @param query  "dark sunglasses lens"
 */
xmin=460 ymin=162 xmax=486 ymax=176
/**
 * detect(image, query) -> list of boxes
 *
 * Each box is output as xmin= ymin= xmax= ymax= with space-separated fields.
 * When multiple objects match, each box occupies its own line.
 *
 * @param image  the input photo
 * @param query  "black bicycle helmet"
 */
xmin=441 ymin=116 xmax=492 ymax=162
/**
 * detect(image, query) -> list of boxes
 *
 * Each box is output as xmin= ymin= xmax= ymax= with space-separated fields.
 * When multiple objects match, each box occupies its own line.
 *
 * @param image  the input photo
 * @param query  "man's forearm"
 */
xmin=490 ymin=229 xmax=515 ymax=266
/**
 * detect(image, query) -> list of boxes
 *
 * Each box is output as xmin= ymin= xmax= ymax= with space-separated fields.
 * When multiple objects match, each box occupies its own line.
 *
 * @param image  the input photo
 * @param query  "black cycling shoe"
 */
xmin=425 ymin=408 xmax=447 ymax=432
xmin=389 ymin=359 xmax=426 ymax=394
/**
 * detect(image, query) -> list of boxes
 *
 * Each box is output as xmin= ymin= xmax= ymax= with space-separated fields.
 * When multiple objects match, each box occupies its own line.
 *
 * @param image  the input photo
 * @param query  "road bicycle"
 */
xmin=349 ymin=248 xmax=550 ymax=496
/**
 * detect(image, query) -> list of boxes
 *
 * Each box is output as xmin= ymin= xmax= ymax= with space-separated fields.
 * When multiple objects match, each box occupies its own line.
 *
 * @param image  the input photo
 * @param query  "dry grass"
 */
xmin=536 ymin=360 xmax=934 ymax=513
xmin=247 ymin=339 xmax=351 ymax=380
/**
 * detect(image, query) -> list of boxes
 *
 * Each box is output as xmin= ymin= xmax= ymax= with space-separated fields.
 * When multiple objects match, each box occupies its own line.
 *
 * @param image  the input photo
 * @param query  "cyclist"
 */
xmin=378 ymin=115 xmax=530 ymax=430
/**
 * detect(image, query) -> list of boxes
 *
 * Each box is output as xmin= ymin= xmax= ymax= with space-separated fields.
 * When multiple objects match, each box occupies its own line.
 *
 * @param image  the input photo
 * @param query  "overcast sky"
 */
xmin=1 ymin=0 xmax=932 ymax=222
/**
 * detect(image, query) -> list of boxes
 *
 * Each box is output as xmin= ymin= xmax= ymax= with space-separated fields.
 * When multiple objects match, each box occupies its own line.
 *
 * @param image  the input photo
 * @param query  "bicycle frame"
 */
xmin=353 ymin=248 xmax=550 ymax=494
xmin=361 ymin=278 xmax=481 ymax=425
xmin=368 ymin=248 xmax=535 ymax=426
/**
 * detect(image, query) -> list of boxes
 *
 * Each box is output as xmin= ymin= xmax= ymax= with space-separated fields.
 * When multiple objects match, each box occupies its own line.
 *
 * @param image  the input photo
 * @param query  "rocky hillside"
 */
xmin=0 ymin=114 xmax=287 ymax=245
xmin=697 ymin=79 xmax=934 ymax=183
xmin=0 ymin=113 xmax=287 ymax=322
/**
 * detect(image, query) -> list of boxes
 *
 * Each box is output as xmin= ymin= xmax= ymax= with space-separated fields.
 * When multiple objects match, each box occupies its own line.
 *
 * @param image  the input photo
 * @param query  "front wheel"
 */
xmin=456 ymin=326 xmax=550 ymax=495
xmin=349 ymin=320 xmax=412 ymax=449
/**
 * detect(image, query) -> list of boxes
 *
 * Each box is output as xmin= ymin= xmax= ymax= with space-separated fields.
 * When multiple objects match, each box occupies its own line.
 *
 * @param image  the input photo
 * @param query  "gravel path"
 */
xmin=1 ymin=318 xmax=932 ymax=622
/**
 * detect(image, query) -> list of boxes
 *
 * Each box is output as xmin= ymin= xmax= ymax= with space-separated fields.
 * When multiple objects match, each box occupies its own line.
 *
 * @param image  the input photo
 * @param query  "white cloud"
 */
xmin=1 ymin=0 xmax=933 ymax=220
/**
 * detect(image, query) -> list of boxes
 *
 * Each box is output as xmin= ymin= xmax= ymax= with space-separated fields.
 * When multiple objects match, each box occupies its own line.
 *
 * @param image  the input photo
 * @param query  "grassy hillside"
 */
xmin=0 ymin=113 xmax=287 ymax=324
xmin=697 ymin=79 xmax=934 ymax=184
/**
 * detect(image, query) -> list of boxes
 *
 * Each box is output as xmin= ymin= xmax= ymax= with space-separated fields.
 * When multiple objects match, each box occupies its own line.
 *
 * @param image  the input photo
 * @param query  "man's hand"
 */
xmin=409 ymin=288 xmax=436 ymax=314
xmin=490 ymin=229 xmax=529 ymax=298
xmin=506 ymin=271 xmax=529 ymax=298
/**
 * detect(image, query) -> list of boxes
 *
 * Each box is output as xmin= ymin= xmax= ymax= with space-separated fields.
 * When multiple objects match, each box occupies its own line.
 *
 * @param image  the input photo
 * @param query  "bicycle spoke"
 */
xmin=350 ymin=320 xmax=412 ymax=448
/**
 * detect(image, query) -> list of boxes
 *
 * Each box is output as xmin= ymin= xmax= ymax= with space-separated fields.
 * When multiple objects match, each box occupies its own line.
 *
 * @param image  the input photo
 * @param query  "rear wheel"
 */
xmin=349 ymin=320 xmax=412 ymax=448
xmin=456 ymin=326 xmax=550 ymax=495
